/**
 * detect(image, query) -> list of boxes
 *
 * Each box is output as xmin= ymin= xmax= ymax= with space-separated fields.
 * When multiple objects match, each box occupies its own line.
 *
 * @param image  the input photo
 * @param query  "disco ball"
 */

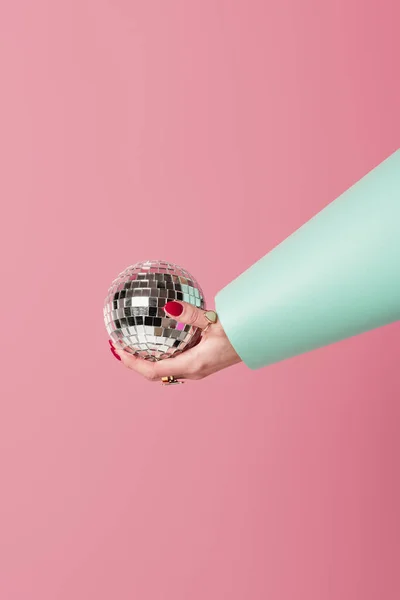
xmin=103 ymin=260 xmax=205 ymax=361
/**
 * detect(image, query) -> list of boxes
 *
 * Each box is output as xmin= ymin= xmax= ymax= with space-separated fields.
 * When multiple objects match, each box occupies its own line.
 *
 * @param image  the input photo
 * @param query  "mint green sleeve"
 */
xmin=214 ymin=149 xmax=400 ymax=370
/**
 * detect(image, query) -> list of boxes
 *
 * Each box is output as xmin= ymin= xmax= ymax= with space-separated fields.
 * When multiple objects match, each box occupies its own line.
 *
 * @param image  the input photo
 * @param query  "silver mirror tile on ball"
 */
xmin=103 ymin=260 xmax=205 ymax=361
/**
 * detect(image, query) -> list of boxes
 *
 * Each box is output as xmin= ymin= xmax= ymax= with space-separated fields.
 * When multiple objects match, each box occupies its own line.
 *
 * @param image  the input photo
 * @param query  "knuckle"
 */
xmin=147 ymin=372 xmax=159 ymax=382
xmin=186 ymin=307 xmax=199 ymax=326
xmin=187 ymin=360 xmax=207 ymax=379
xmin=183 ymin=305 xmax=204 ymax=328
xmin=192 ymin=371 xmax=205 ymax=381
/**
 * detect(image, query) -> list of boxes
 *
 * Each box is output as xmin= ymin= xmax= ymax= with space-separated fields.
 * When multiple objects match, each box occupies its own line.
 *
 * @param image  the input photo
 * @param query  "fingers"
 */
xmin=164 ymin=300 xmax=210 ymax=330
xmin=112 ymin=344 xmax=201 ymax=382
xmin=116 ymin=351 xmax=161 ymax=380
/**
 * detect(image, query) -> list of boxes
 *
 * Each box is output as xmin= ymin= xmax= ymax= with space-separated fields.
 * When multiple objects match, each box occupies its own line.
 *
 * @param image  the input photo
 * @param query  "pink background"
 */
xmin=1 ymin=1 xmax=400 ymax=599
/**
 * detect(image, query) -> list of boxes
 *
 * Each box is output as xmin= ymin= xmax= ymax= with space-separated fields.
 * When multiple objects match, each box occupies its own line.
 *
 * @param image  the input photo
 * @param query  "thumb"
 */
xmin=164 ymin=300 xmax=210 ymax=330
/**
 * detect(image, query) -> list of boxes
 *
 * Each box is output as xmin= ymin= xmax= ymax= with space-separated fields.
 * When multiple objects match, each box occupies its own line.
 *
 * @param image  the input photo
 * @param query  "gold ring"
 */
xmin=161 ymin=376 xmax=183 ymax=386
xmin=202 ymin=310 xmax=218 ymax=334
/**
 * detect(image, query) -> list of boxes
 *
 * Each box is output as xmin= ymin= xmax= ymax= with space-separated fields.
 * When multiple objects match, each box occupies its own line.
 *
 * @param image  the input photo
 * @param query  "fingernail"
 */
xmin=110 ymin=347 xmax=121 ymax=361
xmin=164 ymin=301 xmax=183 ymax=316
xmin=108 ymin=339 xmax=115 ymax=348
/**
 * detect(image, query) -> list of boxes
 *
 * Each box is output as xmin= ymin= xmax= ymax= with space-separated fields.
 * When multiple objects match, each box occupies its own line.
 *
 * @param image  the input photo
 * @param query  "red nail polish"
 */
xmin=108 ymin=339 xmax=115 ymax=348
xmin=110 ymin=347 xmax=121 ymax=361
xmin=164 ymin=301 xmax=183 ymax=316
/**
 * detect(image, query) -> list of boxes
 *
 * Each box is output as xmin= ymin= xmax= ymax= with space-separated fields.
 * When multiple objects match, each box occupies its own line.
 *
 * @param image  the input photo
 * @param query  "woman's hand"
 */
xmin=109 ymin=301 xmax=242 ymax=381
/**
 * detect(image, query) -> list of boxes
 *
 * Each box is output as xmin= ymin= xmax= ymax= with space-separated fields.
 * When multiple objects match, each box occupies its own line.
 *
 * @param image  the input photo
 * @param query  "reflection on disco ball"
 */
xmin=103 ymin=260 xmax=205 ymax=361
